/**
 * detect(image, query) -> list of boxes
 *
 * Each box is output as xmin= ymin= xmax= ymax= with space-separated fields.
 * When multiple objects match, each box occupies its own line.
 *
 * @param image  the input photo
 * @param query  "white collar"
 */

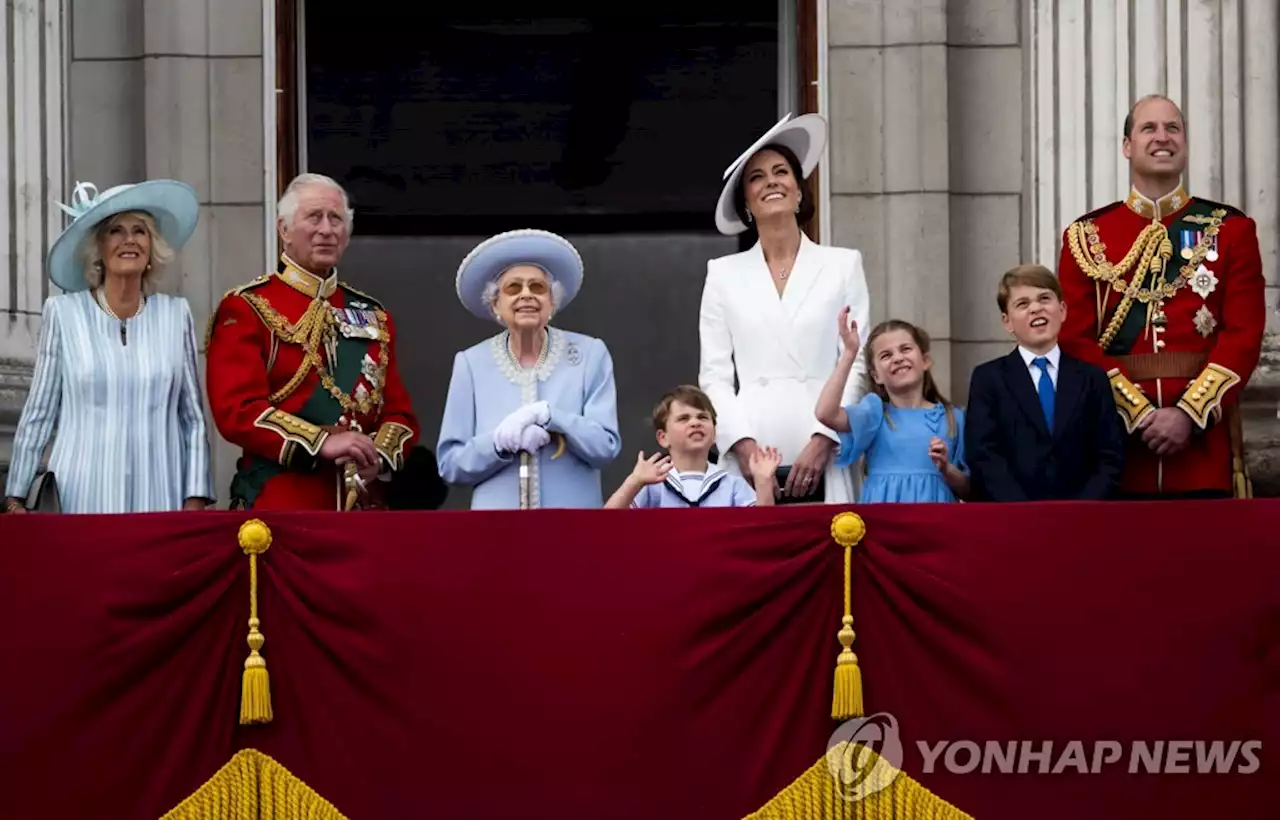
xmin=1018 ymin=345 xmax=1060 ymax=369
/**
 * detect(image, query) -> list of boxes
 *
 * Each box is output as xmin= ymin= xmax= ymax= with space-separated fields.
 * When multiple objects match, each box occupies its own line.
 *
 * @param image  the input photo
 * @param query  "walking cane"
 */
xmin=518 ymin=433 xmax=564 ymax=510
xmin=519 ymin=452 xmax=532 ymax=510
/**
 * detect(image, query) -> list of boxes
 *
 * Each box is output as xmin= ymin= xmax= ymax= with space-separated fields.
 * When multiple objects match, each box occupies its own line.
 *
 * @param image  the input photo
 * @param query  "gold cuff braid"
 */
xmin=1177 ymin=363 xmax=1241 ymax=429
xmin=253 ymin=408 xmax=329 ymax=465
xmin=1107 ymin=369 xmax=1155 ymax=434
xmin=373 ymin=422 xmax=414 ymax=472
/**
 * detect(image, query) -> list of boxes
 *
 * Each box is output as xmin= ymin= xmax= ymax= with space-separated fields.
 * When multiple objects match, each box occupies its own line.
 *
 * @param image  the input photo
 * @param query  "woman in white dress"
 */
xmin=4 ymin=180 xmax=214 ymax=514
xmin=698 ymin=113 xmax=871 ymax=503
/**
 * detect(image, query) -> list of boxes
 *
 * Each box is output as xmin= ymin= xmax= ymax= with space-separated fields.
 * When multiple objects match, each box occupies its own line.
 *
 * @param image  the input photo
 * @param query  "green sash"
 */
xmin=230 ymin=311 xmax=378 ymax=508
xmin=1104 ymin=200 xmax=1221 ymax=356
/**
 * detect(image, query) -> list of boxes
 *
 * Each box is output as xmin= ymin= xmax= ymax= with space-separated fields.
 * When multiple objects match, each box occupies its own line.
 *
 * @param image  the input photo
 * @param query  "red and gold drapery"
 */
xmin=1 ymin=501 xmax=1276 ymax=819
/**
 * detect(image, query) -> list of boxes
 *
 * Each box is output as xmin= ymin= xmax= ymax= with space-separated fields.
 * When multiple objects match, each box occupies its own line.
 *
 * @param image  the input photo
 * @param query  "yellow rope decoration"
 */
xmin=239 ymin=519 xmax=273 ymax=725
xmin=830 ymin=513 xmax=866 ymax=720
xmin=743 ymin=743 xmax=973 ymax=820
xmin=160 ymin=748 xmax=348 ymax=819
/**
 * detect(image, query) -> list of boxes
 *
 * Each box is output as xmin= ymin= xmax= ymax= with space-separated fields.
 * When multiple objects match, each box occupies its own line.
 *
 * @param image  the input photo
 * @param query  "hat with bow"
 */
xmin=47 ymin=179 xmax=200 ymax=292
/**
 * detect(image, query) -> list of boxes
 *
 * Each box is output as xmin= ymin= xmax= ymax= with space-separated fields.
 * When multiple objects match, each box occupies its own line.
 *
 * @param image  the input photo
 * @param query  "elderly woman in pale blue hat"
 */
xmin=4 ymin=180 xmax=215 ymax=514
xmin=437 ymin=229 xmax=622 ymax=509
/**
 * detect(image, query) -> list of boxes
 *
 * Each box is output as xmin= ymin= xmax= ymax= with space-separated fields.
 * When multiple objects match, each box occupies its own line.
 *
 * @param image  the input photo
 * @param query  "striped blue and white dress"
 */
xmin=5 ymin=290 xmax=214 ymax=513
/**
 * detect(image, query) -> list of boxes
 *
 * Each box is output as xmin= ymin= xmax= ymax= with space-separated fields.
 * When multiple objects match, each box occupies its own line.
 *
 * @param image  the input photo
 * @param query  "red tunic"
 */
xmin=205 ymin=256 xmax=419 ymax=510
xmin=1057 ymin=186 xmax=1266 ymax=496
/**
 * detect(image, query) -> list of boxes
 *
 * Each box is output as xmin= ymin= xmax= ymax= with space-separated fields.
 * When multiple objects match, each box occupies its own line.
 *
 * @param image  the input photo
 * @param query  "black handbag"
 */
xmin=24 ymin=471 xmax=61 ymax=513
xmin=773 ymin=465 xmax=825 ymax=505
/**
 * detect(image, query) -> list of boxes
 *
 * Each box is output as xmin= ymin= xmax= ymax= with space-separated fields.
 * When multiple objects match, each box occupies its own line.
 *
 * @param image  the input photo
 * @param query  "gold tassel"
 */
xmin=238 ymin=519 xmax=273 ymax=725
xmin=830 ymin=512 xmax=867 ymax=720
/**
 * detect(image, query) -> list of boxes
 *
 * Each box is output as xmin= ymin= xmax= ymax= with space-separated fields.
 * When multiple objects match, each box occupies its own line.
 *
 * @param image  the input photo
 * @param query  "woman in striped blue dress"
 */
xmin=4 ymin=180 xmax=214 ymax=514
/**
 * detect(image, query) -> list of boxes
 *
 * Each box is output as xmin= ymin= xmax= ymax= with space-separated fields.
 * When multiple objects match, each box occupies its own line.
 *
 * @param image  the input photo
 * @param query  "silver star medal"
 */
xmin=1194 ymin=306 xmax=1218 ymax=337
xmin=1191 ymin=265 xmax=1218 ymax=299
xmin=361 ymin=353 xmax=378 ymax=381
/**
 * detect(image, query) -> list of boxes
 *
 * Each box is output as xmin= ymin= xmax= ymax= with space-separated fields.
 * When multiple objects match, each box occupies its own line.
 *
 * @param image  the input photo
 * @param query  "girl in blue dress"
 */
xmin=815 ymin=310 xmax=968 ymax=503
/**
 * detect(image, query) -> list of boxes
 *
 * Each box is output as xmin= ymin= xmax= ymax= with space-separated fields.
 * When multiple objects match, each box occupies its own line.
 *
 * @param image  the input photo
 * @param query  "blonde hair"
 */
xmin=80 ymin=211 xmax=174 ymax=291
xmin=863 ymin=319 xmax=958 ymax=439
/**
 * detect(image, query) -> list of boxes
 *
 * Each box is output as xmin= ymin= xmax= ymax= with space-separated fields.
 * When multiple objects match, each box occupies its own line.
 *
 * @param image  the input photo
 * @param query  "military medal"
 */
xmin=1191 ymin=264 xmax=1218 ymax=299
xmin=1206 ymin=235 xmax=1219 ymax=262
xmin=1194 ymin=305 xmax=1218 ymax=337
xmin=1152 ymin=308 xmax=1167 ymax=328
xmin=1179 ymin=229 xmax=1202 ymax=260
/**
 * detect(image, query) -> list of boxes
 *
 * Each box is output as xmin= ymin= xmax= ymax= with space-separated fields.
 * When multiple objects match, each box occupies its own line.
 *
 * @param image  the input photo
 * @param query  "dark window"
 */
xmin=304 ymin=4 xmax=779 ymax=235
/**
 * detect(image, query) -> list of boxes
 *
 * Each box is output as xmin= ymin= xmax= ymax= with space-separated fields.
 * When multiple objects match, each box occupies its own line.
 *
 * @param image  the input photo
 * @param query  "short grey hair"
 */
xmin=277 ymin=172 xmax=354 ymax=231
xmin=81 ymin=210 xmax=175 ymax=291
xmin=481 ymin=266 xmax=565 ymax=325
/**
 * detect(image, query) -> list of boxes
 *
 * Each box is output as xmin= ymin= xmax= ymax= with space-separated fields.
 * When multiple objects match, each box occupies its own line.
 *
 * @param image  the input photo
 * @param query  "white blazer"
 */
xmin=698 ymin=233 xmax=871 ymax=503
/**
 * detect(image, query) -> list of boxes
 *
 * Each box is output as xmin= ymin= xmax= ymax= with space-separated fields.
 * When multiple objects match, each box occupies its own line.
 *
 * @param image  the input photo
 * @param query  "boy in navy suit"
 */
xmin=965 ymin=265 xmax=1125 ymax=501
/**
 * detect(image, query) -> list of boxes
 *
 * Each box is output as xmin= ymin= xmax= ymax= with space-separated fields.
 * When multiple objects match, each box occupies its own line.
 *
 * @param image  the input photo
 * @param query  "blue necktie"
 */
xmin=1033 ymin=356 xmax=1055 ymax=430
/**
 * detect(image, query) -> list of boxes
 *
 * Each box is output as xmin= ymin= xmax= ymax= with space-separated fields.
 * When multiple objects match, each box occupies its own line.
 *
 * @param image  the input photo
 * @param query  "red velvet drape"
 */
xmin=0 ymin=501 xmax=1276 ymax=819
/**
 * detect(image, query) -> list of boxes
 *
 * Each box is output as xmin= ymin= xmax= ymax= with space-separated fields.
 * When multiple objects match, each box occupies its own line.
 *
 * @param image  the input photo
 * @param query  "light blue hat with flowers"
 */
xmin=455 ymin=229 xmax=584 ymax=321
xmin=47 ymin=179 xmax=200 ymax=292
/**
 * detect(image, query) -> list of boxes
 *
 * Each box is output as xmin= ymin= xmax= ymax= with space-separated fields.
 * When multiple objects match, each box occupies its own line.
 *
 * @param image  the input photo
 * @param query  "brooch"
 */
xmin=566 ymin=342 xmax=582 ymax=366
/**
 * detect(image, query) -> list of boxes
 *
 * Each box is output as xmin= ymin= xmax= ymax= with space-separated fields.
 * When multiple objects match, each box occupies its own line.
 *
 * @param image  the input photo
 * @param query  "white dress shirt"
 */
xmin=1018 ymin=344 xmax=1060 ymax=390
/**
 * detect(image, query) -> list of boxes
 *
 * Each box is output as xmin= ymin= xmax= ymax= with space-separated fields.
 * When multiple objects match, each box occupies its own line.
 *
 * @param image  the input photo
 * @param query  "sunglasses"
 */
xmin=501 ymin=279 xmax=549 ymax=297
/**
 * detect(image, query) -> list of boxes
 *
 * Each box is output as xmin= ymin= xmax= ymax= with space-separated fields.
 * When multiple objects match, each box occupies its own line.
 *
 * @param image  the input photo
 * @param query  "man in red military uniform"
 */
xmin=1057 ymin=94 xmax=1266 ymax=499
xmin=205 ymin=173 xmax=419 ymax=510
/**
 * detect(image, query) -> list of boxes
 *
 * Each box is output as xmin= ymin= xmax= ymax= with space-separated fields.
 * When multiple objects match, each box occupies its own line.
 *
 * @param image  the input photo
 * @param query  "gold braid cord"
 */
xmin=830 ymin=513 xmax=866 ymax=720
xmin=1066 ymin=210 xmax=1226 ymax=351
xmin=744 ymin=743 xmax=973 ymax=820
xmin=240 ymin=292 xmax=390 ymax=414
xmin=239 ymin=520 xmax=273 ymax=725
xmin=160 ymin=749 xmax=347 ymax=820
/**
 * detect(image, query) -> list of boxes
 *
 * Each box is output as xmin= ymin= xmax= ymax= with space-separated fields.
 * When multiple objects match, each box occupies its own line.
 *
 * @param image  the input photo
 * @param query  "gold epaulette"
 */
xmin=339 ymin=282 xmax=384 ymax=309
xmin=1177 ymin=363 xmax=1241 ymax=429
xmin=1107 ymin=369 xmax=1155 ymax=434
xmin=203 ymin=273 xmax=274 ymax=351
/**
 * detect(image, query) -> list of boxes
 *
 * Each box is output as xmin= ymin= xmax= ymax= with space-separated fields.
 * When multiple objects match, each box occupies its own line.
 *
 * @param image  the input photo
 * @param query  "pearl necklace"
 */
xmin=95 ymin=288 xmax=145 ymax=346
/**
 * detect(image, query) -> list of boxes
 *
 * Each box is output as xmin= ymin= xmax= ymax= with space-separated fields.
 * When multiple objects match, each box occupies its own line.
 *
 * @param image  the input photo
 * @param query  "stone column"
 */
xmin=1026 ymin=0 xmax=1280 ymax=493
xmin=947 ymin=0 xmax=1027 ymax=401
xmin=827 ymin=0 xmax=955 ymax=391
xmin=0 ymin=0 xmax=67 ymax=486
xmin=825 ymin=0 xmax=1029 ymax=401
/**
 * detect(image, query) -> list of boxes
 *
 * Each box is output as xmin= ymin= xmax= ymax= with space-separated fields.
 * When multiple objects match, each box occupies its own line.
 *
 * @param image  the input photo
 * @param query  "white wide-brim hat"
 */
xmin=47 ymin=179 xmax=200 ymax=293
xmin=714 ymin=112 xmax=828 ymax=235
xmin=455 ymin=229 xmax=584 ymax=321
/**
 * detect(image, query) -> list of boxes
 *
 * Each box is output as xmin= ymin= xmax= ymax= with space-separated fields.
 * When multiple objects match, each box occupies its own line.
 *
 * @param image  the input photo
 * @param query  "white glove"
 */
xmin=519 ymin=424 xmax=551 ymax=453
xmin=493 ymin=401 xmax=551 ymax=453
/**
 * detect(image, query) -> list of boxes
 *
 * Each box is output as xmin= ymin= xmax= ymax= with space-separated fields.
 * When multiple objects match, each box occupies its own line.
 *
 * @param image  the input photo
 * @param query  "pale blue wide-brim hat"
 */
xmin=715 ymin=112 xmax=827 ymax=235
xmin=47 ymin=179 xmax=200 ymax=292
xmin=455 ymin=229 xmax=584 ymax=321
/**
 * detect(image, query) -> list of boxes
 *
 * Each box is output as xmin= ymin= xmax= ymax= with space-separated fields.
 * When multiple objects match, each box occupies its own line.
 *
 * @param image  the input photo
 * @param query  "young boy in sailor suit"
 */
xmin=606 ymin=385 xmax=781 ymax=508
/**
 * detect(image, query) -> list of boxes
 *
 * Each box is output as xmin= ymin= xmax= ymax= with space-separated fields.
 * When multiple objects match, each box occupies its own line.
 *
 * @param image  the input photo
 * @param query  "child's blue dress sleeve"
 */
xmin=951 ymin=407 xmax=970 ymax=476
xmin=834 ymin=394 xmax=886 ymax=470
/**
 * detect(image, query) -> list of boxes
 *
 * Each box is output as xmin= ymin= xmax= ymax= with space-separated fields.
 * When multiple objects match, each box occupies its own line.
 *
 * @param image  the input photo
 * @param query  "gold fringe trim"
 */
xmin=238 ymin=520 xmax=273 ymax=725
xmin=830 ymin=513 xmax=866 ymax=720
xmin=744 ymin=743 xmax=974 ymax=820
xmin=160 ymin=749 xmax=347 ymax=819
